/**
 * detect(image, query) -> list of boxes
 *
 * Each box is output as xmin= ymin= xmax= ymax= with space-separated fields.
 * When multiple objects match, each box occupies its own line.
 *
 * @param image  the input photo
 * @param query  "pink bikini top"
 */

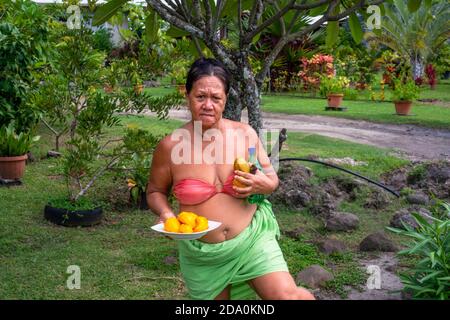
xmin=172 ymin=174 xmax=236 ymax=205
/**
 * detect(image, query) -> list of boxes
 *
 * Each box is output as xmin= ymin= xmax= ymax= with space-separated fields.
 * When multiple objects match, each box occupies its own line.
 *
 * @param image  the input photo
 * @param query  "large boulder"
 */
xmin=359 ymin=231 xmax=398 ymax=252
xmin=390 ymin=206 xmax=433 ymax=230
xmin=364 ymin=190 xmax=392 ymax=210
xmin=316 ymin=238 xmax=348 ymax=255
xmin=406 ymin=192 xmax=430 ymax=206
xmin=324 ymin=212 xmax=359 ymax=232
xmin=269 ymin=163 xmax=317 ymax=210
xmin=295 ymin=265 xmax=334 ymax=289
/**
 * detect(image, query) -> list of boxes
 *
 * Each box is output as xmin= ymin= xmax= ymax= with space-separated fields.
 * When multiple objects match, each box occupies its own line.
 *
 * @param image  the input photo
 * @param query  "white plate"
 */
xmin=151 ymin=220 xmax=222 ymax=240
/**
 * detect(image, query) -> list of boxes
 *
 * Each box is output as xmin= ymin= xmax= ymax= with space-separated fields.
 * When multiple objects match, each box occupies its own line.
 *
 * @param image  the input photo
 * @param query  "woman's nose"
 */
xmin=203 ymin=98 xmax=214 ymax=109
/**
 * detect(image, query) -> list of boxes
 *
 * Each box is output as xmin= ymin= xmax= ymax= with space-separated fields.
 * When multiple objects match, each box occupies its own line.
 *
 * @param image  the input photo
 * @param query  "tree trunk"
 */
xmin=223 ymin=59 xmax=262 ymax=134
xmin=411 ymin=56 xmax=424 ymax=80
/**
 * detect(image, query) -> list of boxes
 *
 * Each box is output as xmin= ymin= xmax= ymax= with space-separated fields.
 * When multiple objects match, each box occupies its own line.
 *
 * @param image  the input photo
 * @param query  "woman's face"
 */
xmin=187 ymin=76 xmax=227 ymax=129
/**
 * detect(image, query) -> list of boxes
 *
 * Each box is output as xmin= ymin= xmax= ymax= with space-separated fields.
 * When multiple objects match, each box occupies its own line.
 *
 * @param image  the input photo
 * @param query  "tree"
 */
xmin=94 ymin=0 xmax=388 ymax=133
xmin=0 ymin=0 xmax=50 ymax=134
xmin=366 ymin=0 xmax=450 ymax=80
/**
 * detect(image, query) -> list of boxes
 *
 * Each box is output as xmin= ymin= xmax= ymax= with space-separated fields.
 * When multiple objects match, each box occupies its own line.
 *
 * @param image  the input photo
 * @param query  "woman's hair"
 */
xmin=186 ymin=58 xmax=231 ymax=95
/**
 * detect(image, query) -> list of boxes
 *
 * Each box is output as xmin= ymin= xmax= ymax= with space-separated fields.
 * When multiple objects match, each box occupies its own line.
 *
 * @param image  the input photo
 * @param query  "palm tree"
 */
xmin=366 ymin=0 xmax=450 ymax=80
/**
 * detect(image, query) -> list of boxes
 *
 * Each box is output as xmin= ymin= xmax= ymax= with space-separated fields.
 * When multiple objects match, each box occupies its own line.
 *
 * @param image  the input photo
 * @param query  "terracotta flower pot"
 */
xmin=0 ymin=154 xmax=28 ymax=180
xmin=394 ymin=101 xmax=412 ymax=115
xmin=394 ymin=101 xmax=412 ymax=116
xmin=327 ymin=94 xmax=344 ymax=108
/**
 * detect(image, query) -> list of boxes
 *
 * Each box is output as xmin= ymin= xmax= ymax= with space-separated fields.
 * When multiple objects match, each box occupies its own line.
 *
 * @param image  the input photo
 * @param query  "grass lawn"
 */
xmin=261 ymin=94 xmax=450 ymax=130
xmin=0 ymin=115 xmax=413 ymax=299
xmin=142 ymin=84 xmax=450 ymax=130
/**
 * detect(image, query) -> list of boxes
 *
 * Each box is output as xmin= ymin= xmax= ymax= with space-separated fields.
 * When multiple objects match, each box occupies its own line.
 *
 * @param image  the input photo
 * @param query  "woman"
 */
xmin=147 ymin=58 xmax=315 ymax=300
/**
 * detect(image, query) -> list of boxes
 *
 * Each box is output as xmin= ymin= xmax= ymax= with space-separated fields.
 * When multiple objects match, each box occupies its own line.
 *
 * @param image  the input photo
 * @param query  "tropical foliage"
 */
xmin=366 ymin=0 xmax=450 ymax=80
xmin=0 ymin=0 xmax=50 ymax=133
xmin=387 ymin=202 xmax=450 ymax=300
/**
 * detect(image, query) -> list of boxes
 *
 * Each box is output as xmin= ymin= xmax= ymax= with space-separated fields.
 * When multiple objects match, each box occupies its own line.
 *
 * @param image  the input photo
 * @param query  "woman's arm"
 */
xmin=146 ymin=137 xmax=177 ymax=223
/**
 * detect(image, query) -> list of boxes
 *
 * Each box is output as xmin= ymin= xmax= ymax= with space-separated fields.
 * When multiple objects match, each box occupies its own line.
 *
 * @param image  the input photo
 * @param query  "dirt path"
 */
xmin=141 ymin=108 xmax=450 ymax=161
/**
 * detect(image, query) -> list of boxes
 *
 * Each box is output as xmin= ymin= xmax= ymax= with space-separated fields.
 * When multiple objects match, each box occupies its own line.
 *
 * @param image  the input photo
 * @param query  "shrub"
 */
xmin=92 ymin=28 xmax=113 ymax=53
xmin=386 ymin=202 xmax=450 ymax=300
xmin=0 ymin=0 xmax=50 ymax=133
xmin=298 ymin=54 xmax=334 ymax=93
xmin=319 ymin=75 xmax=350 ymax=96
xmin=392 ymin=79 xmax=420 ymax=102
xmin=425 ymin=64 xmax=437 ymax=88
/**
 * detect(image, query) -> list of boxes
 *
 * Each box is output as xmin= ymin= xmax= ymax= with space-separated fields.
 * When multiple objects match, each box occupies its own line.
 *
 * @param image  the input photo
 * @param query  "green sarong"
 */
xmin=177 ymin=199 xmax=289 ymax=300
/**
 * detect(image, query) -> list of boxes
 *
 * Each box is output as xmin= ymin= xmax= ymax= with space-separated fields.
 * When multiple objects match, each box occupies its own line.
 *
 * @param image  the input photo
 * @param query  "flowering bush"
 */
xmin=319 ymin=75 xmax=350 ymax=96
xmin=425 ymin=64 xmax=437 ymax=88
xmin=298 ymin=54 xmax=334 ymax=93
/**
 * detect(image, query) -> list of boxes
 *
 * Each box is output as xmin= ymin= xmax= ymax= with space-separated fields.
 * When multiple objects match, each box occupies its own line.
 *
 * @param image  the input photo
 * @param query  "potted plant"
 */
xmin=168 ymin=59 xmax=189 ymax=95
xmin=38 ymin=28 xmax=128 ymax=227
xmin=319 ymin=75 xmax=350 ymax=108
xmin=0 ymin=123 xmax=40 ymax=180
xmin=119 ymin=125 xmax=161 ymax=210
xmin=392 ymin=79 xmax=420 ymax=116
xmin=38 ymin=27 xmax=182 ymax=227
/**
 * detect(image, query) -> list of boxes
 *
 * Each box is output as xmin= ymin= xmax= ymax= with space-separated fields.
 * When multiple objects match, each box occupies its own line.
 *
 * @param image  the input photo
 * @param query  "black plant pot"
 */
xmin=44 ymin=205 xmax=103 ymax=227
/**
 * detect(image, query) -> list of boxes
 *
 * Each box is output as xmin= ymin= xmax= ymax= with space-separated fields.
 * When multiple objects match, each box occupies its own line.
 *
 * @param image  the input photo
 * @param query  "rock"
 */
xmin=309 ymin=193 xmax=338 ymax=216
xmin=364 ymin=191 xmax=392 ymax=210
xmin=47 ymin=150 xmax=62 ymax=158
xmin=406 ymin=192 xmax=430 ymax=205
xmin=359 ymin=232 xmax=398 ymax=252
xmin=163 ymin=256 xmax=178 ymax=265
xmin=390 ymin=206 xmax=433 ymax=230
xmin=283 ymin=227 xmax=305 ymax=240
xmin=427 ymin=163 xmax=450 ymax=183
xmin=324 ymin=212 xmax=359 ymax=232
xmin=316 ymin=238 xmax=347 ymax=254
xmin=295 ymin=265 xmax=334 ymax=289
xmin=285 ymin=189 xmax=312 ymax=207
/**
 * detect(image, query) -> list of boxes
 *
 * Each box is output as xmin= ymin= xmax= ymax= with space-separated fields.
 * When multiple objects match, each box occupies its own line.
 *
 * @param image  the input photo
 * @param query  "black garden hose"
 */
xmin=277 ymin=157 xmax=400 ymax=198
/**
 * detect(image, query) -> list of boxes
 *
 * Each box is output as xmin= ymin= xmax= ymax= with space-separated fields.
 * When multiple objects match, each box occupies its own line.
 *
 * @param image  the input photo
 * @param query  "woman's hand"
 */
xmin=232 ymin=168 xmax=277 ymax=199
xmin=156 ymin=211 xmax=177 ymax=224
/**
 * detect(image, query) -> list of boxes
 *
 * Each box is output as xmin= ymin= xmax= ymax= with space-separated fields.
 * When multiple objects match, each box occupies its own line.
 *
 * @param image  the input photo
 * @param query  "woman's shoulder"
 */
xmin=222 ymin=118 xmax=254 ymax=133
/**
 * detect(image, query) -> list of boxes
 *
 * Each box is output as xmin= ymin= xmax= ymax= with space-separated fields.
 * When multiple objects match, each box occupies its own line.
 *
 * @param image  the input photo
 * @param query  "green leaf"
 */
xmin=145 ymin=10 xmax=159 ymax=43
xmin=407 ymin=0 xmax=422 ymax=13
xmin=131 ymin=187 xmax=139 ymax=202
xmin=310 ymin=4 xmax=327 ymax=16
xmin=326 ymin=20 xmax=339 ymax=47
xmin=92 ymin=0 xmax=130 ymax=26
xmin=419 ymin=271 xmax=443 ymax=283
xmin=348 ymin=12 xmax=363 ymax=44
xmin=410 ymin=238 xmax=430 ymax=254
xmin=166 ymin=26 xmax=190 ymax=38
